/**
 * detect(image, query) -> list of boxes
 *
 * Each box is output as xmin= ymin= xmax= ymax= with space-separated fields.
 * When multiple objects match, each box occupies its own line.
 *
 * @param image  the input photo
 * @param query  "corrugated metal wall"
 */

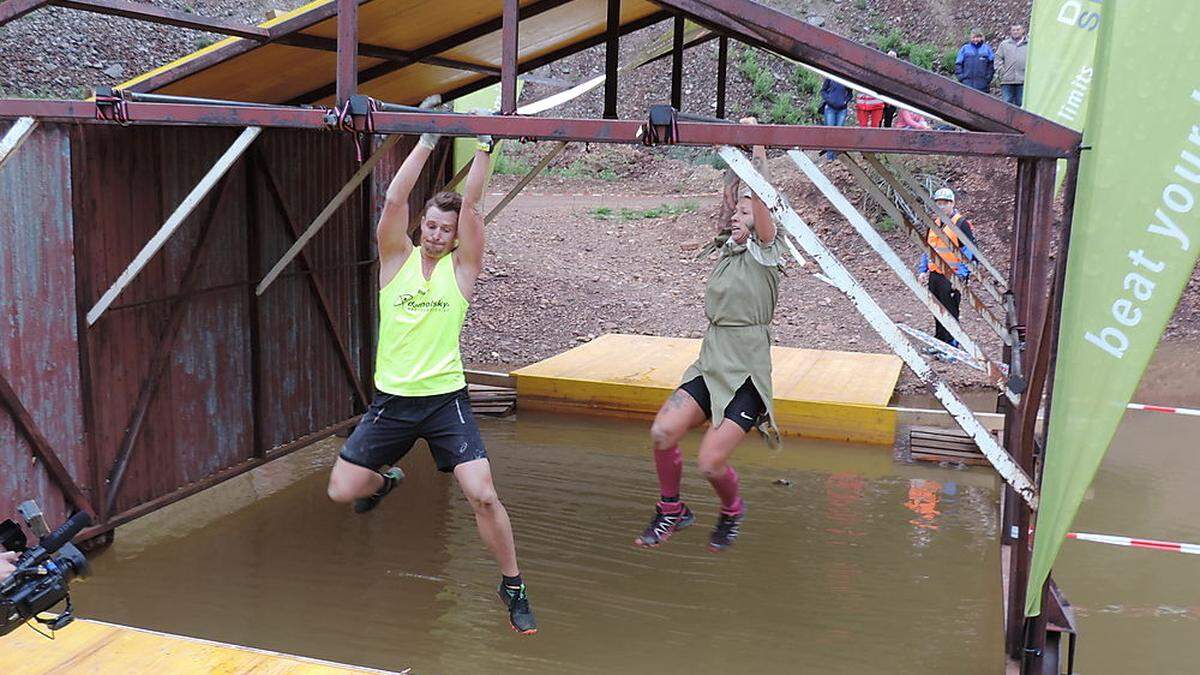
xmin=1 ymin=123 xmax=434 ymax=536
xmin=0 ymin=122 xmax=89 ymax=531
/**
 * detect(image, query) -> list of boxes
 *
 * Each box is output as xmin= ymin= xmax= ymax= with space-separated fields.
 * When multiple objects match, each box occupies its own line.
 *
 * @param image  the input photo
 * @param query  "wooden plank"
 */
xmin=87 ymin=127 xmax=261 ymax=325
xmin=464 ymin=369 xmax=514 ymax=388
xmin=0 ymin=116 xmax=37 ymax=174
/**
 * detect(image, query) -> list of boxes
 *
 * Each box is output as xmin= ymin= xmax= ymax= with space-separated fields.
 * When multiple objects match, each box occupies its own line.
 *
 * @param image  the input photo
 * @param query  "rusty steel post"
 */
xmin=716 ymin=35 xmax=728 ymax=119
xmin=671 ymin=14 xmax=685 ymax=111
xmin=336 ymin=0 xmax=358 ymax=104
xmin=604 ymin=0 xmax=621 ymax=119
xmin=501 ymin=0 xmax=520 ymax=114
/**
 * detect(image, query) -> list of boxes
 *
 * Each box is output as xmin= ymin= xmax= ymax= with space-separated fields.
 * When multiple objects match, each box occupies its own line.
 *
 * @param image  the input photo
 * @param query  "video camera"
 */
xmin=1 ymin=501 xmax=92 ymax=636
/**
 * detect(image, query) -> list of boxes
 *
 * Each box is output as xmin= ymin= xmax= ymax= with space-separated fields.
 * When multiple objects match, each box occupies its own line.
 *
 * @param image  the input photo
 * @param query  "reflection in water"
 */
xmin=73 ymin=411 xmax=1003 ymax=674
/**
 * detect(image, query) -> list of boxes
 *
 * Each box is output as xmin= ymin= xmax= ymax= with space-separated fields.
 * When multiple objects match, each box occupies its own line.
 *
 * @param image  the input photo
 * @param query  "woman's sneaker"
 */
xmin=708 ymin=510 xmax=745 ymax=552
xmin=353 ymin=467 xmax=405 ymax=513
xmin=633 ymin=504 xmax=695 ymax=548
xmin=497 ymin=584 xmax=538 ymax=635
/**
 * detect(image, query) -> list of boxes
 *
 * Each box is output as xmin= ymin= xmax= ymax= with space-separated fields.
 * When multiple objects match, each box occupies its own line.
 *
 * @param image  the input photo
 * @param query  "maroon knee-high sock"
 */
xmin=708 ymin=465 xmax=744 ymax=516
xmin=654 ymin=445 xmax=683 ymax=512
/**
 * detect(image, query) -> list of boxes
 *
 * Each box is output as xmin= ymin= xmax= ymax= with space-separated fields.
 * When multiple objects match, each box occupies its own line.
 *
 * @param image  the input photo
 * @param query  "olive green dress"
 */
xmin=681 ymin=235 xmax=782 ymax=433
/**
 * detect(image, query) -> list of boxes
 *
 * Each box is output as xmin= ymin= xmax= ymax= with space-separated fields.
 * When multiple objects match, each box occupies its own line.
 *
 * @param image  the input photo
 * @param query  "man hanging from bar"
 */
xmin=634 ymin=117 xmax=780 ymax=553
xmin=916 ymin=187 xmax=976 ymax=354
xmin=325 ymin=124 xmax=537 ymax=635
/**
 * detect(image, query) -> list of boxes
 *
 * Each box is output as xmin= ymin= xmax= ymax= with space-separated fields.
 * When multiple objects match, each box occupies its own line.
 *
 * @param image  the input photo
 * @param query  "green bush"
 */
xmin=907 ymin=43 xmax=939 ymax=71
xmin=878 ymin=28 xmax=904 ymax=55
xmin=791 ymin=65 xmax=821 ymax=96
xmin=769 ymin=94 xmax=801 ymax=125
xmin=493 ymin=152 xmax=530 ymax=175
xmin=738 ymin=48 xmax=761 ymax=80
xmin=752 ymin=68 xmax=775 ymax=99
xmin=941 ymin=46 xmax=959 ymax=74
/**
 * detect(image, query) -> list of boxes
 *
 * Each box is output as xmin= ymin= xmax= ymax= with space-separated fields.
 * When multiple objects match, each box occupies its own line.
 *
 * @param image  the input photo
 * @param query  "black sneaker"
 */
xmin=633 ymin=504 xmax=695 ymax=548
xmin=353 ymin=467 xmax=405 ymax=513
xmin=497 ymin=584 xmax=538 ymax=635
xmin=708 ymin=510 xmax=745 ymax=552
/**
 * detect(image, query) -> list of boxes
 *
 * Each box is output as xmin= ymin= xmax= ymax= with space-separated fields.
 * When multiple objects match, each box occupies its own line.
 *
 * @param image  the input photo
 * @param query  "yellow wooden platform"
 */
xmin=512 ymin=333 xmax=903 ymax=445
xmin=0 ymin=619 xmax=398 ymax=674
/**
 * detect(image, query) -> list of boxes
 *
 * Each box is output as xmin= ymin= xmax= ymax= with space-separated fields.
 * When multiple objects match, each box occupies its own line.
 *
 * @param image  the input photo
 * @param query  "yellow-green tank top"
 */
xmin=375 ymin=251 xmax=469 ymax=396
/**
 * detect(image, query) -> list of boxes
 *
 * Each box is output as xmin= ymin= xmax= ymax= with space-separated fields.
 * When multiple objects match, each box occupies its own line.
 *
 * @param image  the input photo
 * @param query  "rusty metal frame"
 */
xmin=0 ymin=371 xmax=95 ymax=517
xmin=101 ymin=170 xmax=234 ymax=517
xmin=253 ymin=148 xmax=371 ymax=408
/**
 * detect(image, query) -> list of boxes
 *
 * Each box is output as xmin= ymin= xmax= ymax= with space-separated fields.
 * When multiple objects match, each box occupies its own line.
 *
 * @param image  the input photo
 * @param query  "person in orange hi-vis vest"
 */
xmin=916 ymin=188 xmax=977 ymax=354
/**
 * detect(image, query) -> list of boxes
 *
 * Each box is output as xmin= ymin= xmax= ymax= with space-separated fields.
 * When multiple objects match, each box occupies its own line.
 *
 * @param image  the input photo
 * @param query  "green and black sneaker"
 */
xmin=353 ymin=467 xmax=405 ymax=514
xmin=497 ymin=583 xmax=538 ymax=635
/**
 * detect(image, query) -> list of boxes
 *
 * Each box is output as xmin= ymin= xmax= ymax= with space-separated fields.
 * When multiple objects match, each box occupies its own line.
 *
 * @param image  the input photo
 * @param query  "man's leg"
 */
xmin=329 ymin=394 xmax=413 ymax=512
xmin=453 ymin=459 xmax=519 ymax=576
xmin=328 ymin=457 xmax=384 ymax=502
xmin=1013 ymin=84 xmax=1024 ymax=107
xmin=928 ymin=271 xmax=955 ymax=343
xmin=1000 ymin=84 xmax=1016 ymax=105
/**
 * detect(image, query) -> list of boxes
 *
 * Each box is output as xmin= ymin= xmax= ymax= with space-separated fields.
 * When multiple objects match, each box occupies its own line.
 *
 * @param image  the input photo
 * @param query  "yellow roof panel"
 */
xmin=119 ymin=0 xmax=662 ymax=106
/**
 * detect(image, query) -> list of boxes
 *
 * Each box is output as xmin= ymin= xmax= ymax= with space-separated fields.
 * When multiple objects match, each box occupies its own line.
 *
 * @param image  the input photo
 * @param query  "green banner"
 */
xmin=1026 ymin=0 xmax=1200 ymax=616
xmin=1025 ymin=0 xmax=1103 ymax=125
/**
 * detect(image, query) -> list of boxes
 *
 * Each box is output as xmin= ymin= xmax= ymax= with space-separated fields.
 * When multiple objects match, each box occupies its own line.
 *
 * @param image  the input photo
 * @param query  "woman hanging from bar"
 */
xmin=634 ymin=117 xmax=781 ymax=553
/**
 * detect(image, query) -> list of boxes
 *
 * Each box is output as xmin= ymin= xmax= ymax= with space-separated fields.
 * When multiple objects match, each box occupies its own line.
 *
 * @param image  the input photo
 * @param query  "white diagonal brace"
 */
xmin=877 ymin=154 xmax=1009 ymax=291
xmin=0 ymin=117 xmax=37 ymax=174
xmin=257 ymin=133 xmax=401 ymax=296
xmin=788 ymin=150 xmax=1019 ymax=404
xmin=718 ymin=146 xmax=1037 ymax=509
xmin=861 ymin=153 xmax=1008 ymax=306
xmin=87 ymin=126 xmax=261 ymax=326
xmin=839 ymin=153 xmax=1010 ymax=345
xmin=896 ymin=323 xmax=985 ymax=372
xmin=485 ymin=141 xmax=567 ymax=224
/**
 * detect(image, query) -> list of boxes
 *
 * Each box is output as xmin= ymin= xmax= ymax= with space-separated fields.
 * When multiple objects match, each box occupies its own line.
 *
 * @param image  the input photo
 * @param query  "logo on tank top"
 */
xmin=395 ymin=287 xmax=451 ymax=312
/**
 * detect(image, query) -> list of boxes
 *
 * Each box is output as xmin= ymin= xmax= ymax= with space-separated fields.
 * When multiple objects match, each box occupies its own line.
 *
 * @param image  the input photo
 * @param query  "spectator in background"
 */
xmin=995 ymin=24 xmax=1028 ymax=106
xmin=882 ymin=51 xmax=900 ymax=127
xmin=893 ymin=108 xmax=931 ymax=130
xmin=855 ymin=89 xmax=885 ymax=129
xmin=819 ymin=77 xmax=853 ymax=160
xmin=955 ymin=30 xmax=995 ymax=92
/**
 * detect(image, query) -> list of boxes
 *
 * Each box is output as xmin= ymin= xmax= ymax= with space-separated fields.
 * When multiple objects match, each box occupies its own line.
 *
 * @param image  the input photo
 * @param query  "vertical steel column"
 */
xmin=603 ymin=0 xmax=621 ymax=119
xmin=716 ymin=35 xmax=729 ymax=119
xmin=671 ymin=15 xmax=684 ymax=111
xmin=501 ymin=0 xmax=520 ymax=114
xmin=245 ymin=151 xmax=264 ymax=458
xmin=336 ymin=0 xmax=358 ymax=104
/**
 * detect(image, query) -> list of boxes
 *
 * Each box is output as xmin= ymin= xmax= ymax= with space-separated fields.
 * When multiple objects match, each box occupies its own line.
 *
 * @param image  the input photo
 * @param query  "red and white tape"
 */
xmin=1067 ymin=531 xmax=1200 ymax=555
xmin=1127 ymin=402 xmax=1200 ymax=417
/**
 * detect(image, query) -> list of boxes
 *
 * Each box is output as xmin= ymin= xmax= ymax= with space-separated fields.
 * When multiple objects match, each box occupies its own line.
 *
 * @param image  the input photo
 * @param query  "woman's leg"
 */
xmin=697 ymin=421 xmax=748 ymax=517
xmin=649 ymin=387 xmax=707 ymax=501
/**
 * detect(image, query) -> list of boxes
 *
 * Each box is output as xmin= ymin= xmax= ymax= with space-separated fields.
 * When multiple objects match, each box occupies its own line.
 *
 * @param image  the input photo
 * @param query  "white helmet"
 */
xmin=933 ymin=187 xmax=955 ymax=202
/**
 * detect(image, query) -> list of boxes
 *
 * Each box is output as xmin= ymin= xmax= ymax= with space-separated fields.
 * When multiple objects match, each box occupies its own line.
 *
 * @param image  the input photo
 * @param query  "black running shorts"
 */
xmin=340 ymin=388 xmax=488 ymax=473
xmin=678 ymin=375 xmax=766 ymax=433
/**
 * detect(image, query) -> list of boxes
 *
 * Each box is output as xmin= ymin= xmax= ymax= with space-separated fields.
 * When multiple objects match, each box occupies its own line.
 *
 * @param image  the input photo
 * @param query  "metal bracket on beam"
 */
xmin=719 ymin=145 xmax=1038 ymax=508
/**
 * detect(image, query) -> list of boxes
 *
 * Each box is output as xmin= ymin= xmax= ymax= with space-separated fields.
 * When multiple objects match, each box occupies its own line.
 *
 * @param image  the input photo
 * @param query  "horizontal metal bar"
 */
xmin=0 ymin=0 xmax=51 ymax=27
xmin=53 ymin=0 xmax=270 ymax=39
xmin=0 ymin=99 xmax=1072 ymax=158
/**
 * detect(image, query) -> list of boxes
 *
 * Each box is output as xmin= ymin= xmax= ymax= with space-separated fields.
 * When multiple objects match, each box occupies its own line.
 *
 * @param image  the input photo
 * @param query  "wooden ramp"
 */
xmin=0 ymin=619 xmax=400 ymax=674
xmin=512 ymin=333 xmax=903 ymax=445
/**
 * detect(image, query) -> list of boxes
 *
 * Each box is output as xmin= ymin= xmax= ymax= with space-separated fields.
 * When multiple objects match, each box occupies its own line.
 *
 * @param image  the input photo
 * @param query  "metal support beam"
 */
xmin=485 ymin=141 xmax=567 ymax=224
xmin=87 ymin=126 xmax=261 ymax=325
xmin=256 ymin=134 xmax=400 ymax=296
xmin=670 ymin=14 xmax=684 ymax=111
xmin=103 ymin=173 xmax=233 ymax=517
xmin=53 ymin=0 xmax=269 ymax=39
xmin=501 ymin=0 xmax=519 ymax=114
xmin=0 ymin=116 xmax=37 ymax=174
xmin=840 ymin=153 xmax=1011 ymax=345
xmin=0 ymin=0 xmax=50 ymax=26
xmin=789 ymin=150 xmax=1019 ymax=404
xmin=254 ymin=150 xmax=371 ymax=408
xmin=719 ymin=145 xmax=1038 ymax=508
xmin=603 ymin=0 xmax=621 ymax=119
xmin=336 ymin=0 xmax=358 ymax=104
xmin=716 ymin=35 xmax=728 ymax=119
xmin=0 ymin=371 xmax=94 ymax=517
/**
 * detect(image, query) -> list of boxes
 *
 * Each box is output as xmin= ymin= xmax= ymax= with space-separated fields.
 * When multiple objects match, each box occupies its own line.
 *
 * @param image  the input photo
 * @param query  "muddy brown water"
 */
xmin=75 ymin=412 xmax=1002 ymax=674
xmin=71 ymin=344 xmax=1198 ymax=674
